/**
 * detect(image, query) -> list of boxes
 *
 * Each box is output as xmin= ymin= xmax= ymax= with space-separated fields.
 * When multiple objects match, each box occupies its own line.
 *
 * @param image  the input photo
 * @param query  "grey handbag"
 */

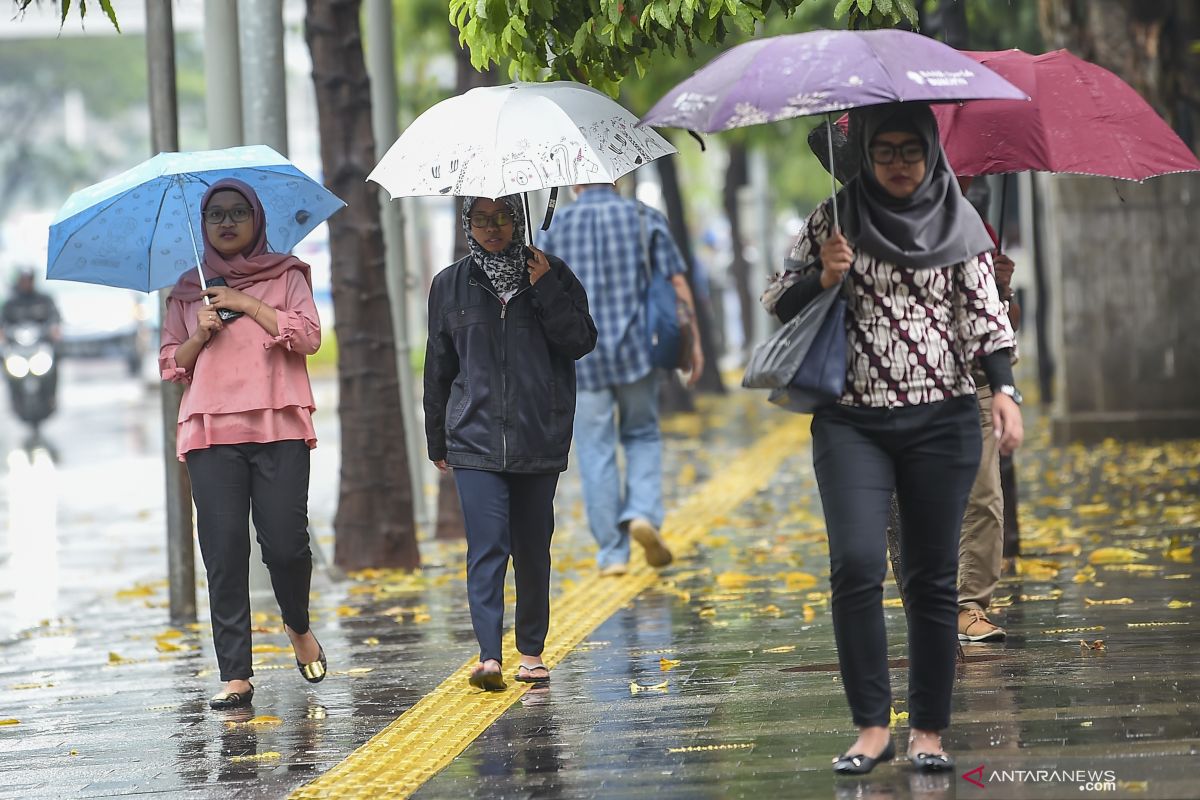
xmin=742 ymin=282 xmax=842 ymax=390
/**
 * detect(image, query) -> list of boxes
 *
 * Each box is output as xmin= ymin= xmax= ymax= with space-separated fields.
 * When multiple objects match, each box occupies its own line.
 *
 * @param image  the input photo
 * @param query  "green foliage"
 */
xmin=838 ymin=0 xmax=917 ymax=30
xmin=450 ymin=0 xmax=918 ymax=95
xmin=12 ymin=0 xmax=121 ymax=32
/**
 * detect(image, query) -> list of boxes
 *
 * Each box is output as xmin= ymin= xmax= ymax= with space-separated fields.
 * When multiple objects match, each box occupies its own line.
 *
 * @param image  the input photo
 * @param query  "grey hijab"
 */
xmin=841 ymin=103 xmax=993 ymax=269
xmin=461 ymin=195 xmax=527 ymax=295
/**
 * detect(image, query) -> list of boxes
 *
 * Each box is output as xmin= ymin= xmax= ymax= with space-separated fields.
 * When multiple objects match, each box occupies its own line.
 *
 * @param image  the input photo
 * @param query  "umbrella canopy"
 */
xmin=48 ymin=145 xmax=345 ymax=293
xmin=932 ymin=49 xmax=1200 ymax=180
xmin=639 ymin=28 xmax=1027 ymax=134
xmin=368 ymin=81 xmax=676 ymax=200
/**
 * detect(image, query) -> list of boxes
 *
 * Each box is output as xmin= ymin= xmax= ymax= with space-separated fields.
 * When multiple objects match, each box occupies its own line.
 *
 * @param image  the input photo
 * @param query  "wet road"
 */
xmin=0 ymin=375 xmax=1196 ymax=799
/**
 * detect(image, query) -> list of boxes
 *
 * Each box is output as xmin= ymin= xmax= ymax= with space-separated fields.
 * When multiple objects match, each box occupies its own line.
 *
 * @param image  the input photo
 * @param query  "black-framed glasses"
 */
xmin=468 ymin=211 xmax=514 ymax=229
xmin=203 ymin=206 xmax=253 ymax=225
xmin=868 ymin=142 xmax=926 ymax=165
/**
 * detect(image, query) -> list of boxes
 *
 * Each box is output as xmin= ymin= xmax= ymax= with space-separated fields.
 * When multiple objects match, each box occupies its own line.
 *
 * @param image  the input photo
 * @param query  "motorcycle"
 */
xmin=3 ymin=322 xmax=58 ymax=430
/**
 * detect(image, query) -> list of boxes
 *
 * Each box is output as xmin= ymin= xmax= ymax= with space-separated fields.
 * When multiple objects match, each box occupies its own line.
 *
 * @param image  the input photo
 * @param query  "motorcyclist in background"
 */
xmin=1 ymin=269 xmax=62 ymax=341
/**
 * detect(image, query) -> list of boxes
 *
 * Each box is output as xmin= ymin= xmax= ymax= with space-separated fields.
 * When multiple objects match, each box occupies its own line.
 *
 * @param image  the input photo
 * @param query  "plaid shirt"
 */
xmin=540 ymin=187 xmax=686 ymax=391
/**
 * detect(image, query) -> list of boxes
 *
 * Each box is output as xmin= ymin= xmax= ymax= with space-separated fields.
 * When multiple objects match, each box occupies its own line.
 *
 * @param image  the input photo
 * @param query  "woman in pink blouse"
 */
xmin=159 ymin=178 xmax=326 ymax=710
xmin=774 ymin=104 xmax=1023 ymax=774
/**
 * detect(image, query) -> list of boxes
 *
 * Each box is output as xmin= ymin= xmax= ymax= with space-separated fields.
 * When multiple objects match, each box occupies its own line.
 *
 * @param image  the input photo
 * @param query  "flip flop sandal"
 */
xmin=468 ymin=667 xmax=506 ymax=692
xmin=515 ymin=663 xmax=550 ymax=683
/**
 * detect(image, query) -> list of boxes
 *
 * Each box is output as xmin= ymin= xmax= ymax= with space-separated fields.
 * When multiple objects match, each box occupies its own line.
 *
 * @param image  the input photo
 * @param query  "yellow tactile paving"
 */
xmin=290 ymin=414 xmax=811 ymax=799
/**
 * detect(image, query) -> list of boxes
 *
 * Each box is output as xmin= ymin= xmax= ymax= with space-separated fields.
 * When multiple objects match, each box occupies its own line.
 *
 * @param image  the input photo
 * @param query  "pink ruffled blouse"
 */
xmin=158 ymin=269 xmax=320 ymax=461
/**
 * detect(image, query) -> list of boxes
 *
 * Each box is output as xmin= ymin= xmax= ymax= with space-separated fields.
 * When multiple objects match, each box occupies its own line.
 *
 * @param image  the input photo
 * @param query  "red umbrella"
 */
xmin=932 ymin=48 xmax=1200 ymax=180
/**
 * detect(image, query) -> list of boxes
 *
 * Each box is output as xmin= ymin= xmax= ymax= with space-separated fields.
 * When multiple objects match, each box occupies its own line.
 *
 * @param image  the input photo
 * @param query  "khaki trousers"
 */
xmin=959 ymin=385 xmax=1004 ymax=611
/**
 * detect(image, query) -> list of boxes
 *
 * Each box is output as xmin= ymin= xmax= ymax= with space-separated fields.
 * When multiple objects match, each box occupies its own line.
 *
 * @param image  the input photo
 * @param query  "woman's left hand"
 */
xmin=202 ymin=285 xmax=252 ymax=313
xmin=526 ymin=246 xmax=550 ymax=285
xmin=992 ymin=392 xmax=1024 ymax=456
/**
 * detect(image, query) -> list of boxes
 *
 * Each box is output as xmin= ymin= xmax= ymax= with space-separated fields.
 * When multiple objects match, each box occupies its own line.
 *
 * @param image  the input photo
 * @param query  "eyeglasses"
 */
xmin=868 ymin=142 xmax=926 ymax=165
xmin=203 ymin=206 xmax=253 ymax=225
xmin=468 ymin=211 xmax=514 ymax=229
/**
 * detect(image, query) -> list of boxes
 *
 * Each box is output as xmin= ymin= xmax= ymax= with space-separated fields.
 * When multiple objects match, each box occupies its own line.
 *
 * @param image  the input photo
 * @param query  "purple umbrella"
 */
xmin=639 ymin=29 xmax=1027 ymax=227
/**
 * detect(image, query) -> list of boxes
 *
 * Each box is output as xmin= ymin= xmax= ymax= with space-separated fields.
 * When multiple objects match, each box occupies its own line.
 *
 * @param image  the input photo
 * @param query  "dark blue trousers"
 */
xmin=453 ymin=469 xmax=559 ymax=665
xmin=812 ymin=395 xmax=981 ymax=731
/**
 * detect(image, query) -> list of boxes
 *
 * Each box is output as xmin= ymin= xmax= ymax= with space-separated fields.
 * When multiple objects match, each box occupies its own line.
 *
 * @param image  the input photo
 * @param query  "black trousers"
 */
xmin=453 ymin=468 xmax=559 ymax=665
xmin=186 ymin=440 xmax=313 ymax=682
xmin=811 ymin=395 xmax=981 ymax=730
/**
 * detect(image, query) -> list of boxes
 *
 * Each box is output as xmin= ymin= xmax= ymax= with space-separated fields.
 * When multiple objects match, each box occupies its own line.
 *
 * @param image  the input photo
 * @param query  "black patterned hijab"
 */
xmin=461 ymin=195 xmax=527 ymax=294
xmin=842 ymin=103 xmax=993 ymax=269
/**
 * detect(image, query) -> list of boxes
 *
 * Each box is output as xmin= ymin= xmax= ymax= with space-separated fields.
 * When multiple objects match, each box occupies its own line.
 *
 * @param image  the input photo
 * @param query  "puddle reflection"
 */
xmin=2 ymin=444 xmax=60 ymax=633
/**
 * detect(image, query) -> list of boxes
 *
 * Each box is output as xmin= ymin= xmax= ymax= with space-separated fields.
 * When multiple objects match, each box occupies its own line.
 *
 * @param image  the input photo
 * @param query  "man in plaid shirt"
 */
xmin=541 ymin=183 xmax=703 ymax=575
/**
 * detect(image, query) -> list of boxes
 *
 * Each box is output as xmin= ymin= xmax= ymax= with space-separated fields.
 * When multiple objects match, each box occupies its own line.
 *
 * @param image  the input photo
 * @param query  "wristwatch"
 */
xmin=996 ymin=384 xmax=1023 ymax=405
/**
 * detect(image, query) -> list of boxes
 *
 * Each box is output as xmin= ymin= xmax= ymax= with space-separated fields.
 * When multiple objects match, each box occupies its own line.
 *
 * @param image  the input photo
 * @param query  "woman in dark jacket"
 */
xmin=775 ymin=103 xmax=1023 ymax=773
xmin=425 ymin=195 xmax=597 ymax=691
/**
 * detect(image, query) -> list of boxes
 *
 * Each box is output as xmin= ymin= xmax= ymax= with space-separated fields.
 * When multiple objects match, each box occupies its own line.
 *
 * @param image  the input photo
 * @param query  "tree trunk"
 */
xmin=657 ymin=152 xmax=725 ymax=395
xmin=305 ymin=0 xmax=419 ymax=570
xmin=722 ymin=141 xmax=754 ymax=359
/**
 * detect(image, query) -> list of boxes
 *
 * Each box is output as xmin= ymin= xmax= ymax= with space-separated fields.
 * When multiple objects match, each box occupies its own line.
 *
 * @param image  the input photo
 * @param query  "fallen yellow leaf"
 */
xmin=0 ymin=719 xmax=19 ymax=726
xmin=224 ymin=716 xmax=282 ymax=729
xmin=698 ymin=607 xmax=717 ymax=618
xmin=803 ymin=605 xmax=816 ymax=622
xmin=1166 ymin=546 xmax=1193 ymax=563
xmin=882 ymin=597 xmax=905 ymax=608
xmin=1045 ymin=625 xmax=1104 ymax=635
xmin=781 ymin=572 xmax=819 ymax=591
xmin=659 ymin=658 xmax=681 ymax=671
xmin=763 ymin=645 xmax=795 ymax=654
xmin=362 ymin=637 xmax=380 ymax=646
xmin=1167 ymin=600 xmax=1193 ymax=609
xmin=1084 ymin=597 xmax=1134 ymax=605
xmin=229 ymin=751 xmax=282 ymax=763
xmin=1079 ymin=639 xmax=1106 ymax=651
xmin=344 ymin=667 xmax=374 ymax=675
xmin=250 ymin=644 xmax=290 ymax=654
xmin=335 ymin=605 xmax=361 ymax=618
xmin=1088 ymin=547 xmax=1148 ymax=565
xmin=107 ymin=651 xmax=135 ymax=665
xmin=889 ymin=707 xmax=909 ymax=727
xmin=716 ymin=572 xmax=756 ymax=589
xmin=1072 ymin=565 xmax=1097 ymax=584
xmin=757 ymin=604 xmax=783 ymax=617
xmin=666 ymin=743 xmax=754 ymax=753
xmin=629 ymin=680 xmax=669 ymax=694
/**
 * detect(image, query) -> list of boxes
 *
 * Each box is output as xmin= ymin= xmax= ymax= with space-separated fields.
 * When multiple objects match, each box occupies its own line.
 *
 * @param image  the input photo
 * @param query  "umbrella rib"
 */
xmin=145 ymin=177 xmax=179 ymax=292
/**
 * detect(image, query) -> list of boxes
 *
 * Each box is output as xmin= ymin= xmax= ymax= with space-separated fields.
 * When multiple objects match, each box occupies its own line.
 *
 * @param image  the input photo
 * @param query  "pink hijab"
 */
xmin=170 ymin=178 xmax=310 ymax=302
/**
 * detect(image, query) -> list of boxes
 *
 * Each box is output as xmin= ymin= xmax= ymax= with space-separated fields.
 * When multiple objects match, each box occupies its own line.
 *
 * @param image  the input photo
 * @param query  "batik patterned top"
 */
xmin=788 ymin=201 xmax=1014 ymax=409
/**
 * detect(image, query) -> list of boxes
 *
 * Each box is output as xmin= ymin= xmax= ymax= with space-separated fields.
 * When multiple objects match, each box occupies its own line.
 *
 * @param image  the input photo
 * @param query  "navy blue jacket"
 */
xmin=424 ymin=253 xmax=597 ymax=473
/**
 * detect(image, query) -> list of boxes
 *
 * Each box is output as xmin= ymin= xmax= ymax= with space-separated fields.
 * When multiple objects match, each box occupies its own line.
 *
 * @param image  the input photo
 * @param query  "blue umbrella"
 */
xmin=47 ymin=145 xmax=345 ymax=293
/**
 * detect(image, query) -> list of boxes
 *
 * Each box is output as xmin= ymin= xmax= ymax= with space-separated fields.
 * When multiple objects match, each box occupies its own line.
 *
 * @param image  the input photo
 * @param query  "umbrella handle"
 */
xmin=827 ymin=113 xmax=840 ymax=233
xmin=523 ymin=192 xmax=536 ymax=248
xmin=996 ymin=173 xmax=1009 ymax=253
xmin=176 ymin=177 xmax=211 ymax=304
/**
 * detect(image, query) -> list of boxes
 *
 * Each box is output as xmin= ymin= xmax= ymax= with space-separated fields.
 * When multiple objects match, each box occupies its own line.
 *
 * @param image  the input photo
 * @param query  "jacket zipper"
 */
xmin=473 ymin=276 xmax=530 ymax=471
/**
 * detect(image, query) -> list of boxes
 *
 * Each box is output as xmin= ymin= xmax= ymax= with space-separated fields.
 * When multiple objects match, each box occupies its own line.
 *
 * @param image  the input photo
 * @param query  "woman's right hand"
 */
xmin=193 ymin=303 xmax=223 ymax=343
xmin=433 ymin=459 xmax=450 ymax=474
xmin=820 ymin=230 xmax=854 ymax=289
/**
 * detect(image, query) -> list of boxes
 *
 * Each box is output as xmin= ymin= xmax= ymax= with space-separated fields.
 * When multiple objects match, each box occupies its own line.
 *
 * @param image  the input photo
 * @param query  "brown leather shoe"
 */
xmin=958 ymin=608 xmax=1005 ymax=642
xmin=629 ymin=518 xmax=673 ymax=568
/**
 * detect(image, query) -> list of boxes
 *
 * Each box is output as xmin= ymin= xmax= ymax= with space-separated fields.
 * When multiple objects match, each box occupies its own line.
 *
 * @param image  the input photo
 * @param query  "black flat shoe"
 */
xmin=209 ymin=684 xmax=254 ymax=710
xmin=297 ymin=643 xmax=327 ymax=684
xmin=910 ymin=750 xmax=955 ymax=772
xmin=832 ymin=738 xmax=895 ymax=775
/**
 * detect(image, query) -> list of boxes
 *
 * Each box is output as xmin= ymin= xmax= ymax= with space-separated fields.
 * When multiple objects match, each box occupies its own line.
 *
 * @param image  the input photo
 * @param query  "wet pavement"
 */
xmin=0 ymin=366 xmax=1197 ymax=799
